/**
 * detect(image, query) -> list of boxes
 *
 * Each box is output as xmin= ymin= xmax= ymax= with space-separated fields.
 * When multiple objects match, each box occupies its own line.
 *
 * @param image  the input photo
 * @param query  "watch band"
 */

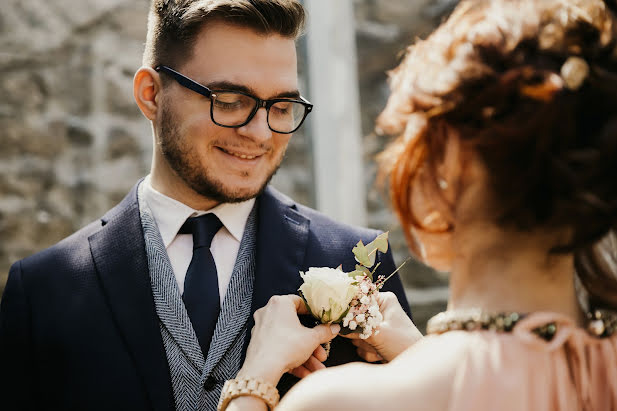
xmin=217 ymin=377 xmax=280 ymax=411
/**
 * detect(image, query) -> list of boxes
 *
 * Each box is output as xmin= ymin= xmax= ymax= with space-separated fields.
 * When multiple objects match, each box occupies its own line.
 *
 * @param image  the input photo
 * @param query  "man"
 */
xmin=0 ymin=1 xmax=410 ymax=410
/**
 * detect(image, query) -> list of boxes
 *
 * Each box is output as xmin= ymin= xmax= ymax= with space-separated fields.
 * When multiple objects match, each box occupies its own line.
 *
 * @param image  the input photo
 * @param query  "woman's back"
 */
xmin=424 ymin=312 xmax=616 ymax=411
xmin=280 ymin=312 xmax=617 ymax=411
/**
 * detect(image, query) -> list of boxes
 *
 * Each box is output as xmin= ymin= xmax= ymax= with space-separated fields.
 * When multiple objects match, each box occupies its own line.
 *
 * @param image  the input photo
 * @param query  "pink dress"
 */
xmin=423 ymin=312 xmax=617 ymax=411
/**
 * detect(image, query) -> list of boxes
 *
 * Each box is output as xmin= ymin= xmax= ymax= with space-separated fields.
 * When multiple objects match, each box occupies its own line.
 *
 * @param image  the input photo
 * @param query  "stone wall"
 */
xmin=1 ymin=0 xmax=152 ymax=289
xmin=0 ymin=0 xmax=456 ymax=331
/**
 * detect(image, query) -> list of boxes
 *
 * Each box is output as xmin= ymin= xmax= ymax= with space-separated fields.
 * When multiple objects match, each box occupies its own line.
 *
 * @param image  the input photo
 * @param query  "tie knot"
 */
xmin=179 ymin=214 xmax=222 ymax=249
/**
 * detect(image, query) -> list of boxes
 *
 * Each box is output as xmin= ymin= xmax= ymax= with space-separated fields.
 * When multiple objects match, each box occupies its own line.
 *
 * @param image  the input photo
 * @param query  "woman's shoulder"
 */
xmin=281 ymin=317 xmax=617 ymax=411
xmin=278 ymin=333 xmax=478 ymax=411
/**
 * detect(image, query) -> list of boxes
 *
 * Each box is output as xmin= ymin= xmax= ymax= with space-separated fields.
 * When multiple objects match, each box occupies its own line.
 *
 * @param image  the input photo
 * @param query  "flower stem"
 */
xmin=378 ymin=257 xmax=411 ymax=289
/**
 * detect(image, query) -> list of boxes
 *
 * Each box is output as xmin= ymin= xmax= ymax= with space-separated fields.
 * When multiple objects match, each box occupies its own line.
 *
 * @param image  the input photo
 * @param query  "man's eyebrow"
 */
xmin=206 ymin=81 xmax=301 ymax=99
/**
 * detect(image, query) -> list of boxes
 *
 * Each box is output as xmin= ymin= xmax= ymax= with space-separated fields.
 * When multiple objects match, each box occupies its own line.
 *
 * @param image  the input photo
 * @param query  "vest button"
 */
xmin=203 ymin=376 xmax=217 ymax=391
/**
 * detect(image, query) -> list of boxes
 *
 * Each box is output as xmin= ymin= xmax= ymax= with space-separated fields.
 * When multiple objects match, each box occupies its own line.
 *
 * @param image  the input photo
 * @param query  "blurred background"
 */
xmin=0 ymin=0 xmax=457 ymax=331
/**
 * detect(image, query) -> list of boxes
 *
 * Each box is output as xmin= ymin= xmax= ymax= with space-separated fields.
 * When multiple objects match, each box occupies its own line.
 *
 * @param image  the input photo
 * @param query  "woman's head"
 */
xmin=378 ymin=0 xmax=617 ymax=306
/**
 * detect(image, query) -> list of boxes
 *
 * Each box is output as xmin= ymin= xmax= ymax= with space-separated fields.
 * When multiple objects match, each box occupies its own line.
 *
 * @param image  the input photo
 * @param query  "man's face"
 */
xmin=156 ymin=22 xmax=299 ymax=203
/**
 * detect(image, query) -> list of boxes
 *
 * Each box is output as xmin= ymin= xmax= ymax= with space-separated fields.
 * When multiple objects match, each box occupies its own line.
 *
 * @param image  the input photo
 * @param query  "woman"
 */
xmin=222 ymin=0 xmax=617 ymax=409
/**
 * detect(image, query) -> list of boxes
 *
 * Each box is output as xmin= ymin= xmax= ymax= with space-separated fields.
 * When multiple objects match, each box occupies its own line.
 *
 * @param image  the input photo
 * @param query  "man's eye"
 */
xmin=215 ymin=100 xmax=242 ymax=110
xmin=271 ymin=102 xmax=293 ymax=115
xmin=214 ymin=93 xmax=253 ymax=111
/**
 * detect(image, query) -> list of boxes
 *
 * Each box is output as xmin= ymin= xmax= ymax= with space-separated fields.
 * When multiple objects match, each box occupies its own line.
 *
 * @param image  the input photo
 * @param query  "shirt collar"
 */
xmin=142 ymin=175 xmax=255 ymax=248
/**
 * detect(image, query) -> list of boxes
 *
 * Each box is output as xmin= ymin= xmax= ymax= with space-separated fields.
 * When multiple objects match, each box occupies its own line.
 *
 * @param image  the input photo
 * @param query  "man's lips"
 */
xmin=217 ymin=147 xmax=267 ymax=160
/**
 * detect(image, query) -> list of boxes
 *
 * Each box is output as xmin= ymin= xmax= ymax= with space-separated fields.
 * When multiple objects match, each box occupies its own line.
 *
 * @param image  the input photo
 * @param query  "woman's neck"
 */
xmin=447 ymin=224 xmax=585 ymax=325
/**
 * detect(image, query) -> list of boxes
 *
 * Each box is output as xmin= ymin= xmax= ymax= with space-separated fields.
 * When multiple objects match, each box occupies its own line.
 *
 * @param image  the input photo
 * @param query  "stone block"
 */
xmin=0 ymin=70 xmax=47 ymax=115
xmin=107 ymin=127 xmax=140 ymax=160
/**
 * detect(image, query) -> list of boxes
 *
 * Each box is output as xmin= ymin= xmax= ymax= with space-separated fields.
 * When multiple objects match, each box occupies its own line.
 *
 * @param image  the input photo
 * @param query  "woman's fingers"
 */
xmin=351 ymin=338 xmax=384 ymax=362
xmin=288 ymin=355 xmax=325 ymax=379
xmin=289 ymin=294 xmax=310 ymax=316
xmin=312 ymin=345 xmax=328 ymax=362
xmin=289 ymin=365 xmax=311 ymax=379
xmin=302 ymin=355 xmax=326 ymax=373
xmin=313 ymin=323 xmax=340 ymax=344
xmin=357 ymin=346 xmax=383 ymax=363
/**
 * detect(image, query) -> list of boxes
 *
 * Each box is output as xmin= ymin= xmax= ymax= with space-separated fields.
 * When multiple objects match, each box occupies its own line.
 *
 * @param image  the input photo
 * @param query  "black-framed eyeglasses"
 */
xmin=155 ymin=65 xmax=313 ymax=134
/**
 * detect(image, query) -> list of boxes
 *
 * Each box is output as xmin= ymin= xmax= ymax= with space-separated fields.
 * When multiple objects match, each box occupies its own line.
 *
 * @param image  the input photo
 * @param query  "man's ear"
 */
xmin=133 ymin=67 xmax=161 ymax=121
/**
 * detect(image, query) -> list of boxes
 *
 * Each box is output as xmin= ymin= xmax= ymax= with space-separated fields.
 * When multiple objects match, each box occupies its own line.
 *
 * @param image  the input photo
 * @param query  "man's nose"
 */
xmin=237 ymin=107 xmax=273 ymax=142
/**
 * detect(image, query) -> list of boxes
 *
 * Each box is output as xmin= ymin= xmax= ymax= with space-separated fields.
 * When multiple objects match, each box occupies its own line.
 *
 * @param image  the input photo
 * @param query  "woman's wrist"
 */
xmin=237 ymin=360 xmax=285 ymax=387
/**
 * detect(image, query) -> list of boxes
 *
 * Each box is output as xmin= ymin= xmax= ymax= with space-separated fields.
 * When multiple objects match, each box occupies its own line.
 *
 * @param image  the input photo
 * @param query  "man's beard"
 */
xmin=158 ymin=105 xmax=281 ymax=203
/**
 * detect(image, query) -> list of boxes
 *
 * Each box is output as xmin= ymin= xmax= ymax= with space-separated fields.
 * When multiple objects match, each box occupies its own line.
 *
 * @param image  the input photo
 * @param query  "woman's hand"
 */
xmin=343 ymin=292 xmax=423 ymax=363
xmin=238 ymin=294 xmax=340 ymax=386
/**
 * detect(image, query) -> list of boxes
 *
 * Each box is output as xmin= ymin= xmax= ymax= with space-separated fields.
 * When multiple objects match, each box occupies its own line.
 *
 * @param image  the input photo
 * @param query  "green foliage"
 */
xmin=352 ymin=232 xmax=389 ymax=268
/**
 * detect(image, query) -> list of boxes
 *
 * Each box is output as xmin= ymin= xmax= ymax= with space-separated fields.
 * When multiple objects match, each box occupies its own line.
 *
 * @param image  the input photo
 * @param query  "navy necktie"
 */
xmin=179 ymin=213 xmax=223 ymax=357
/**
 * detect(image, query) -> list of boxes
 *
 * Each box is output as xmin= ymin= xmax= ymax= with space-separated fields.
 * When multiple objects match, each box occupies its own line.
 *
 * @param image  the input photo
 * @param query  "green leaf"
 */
xmin=352 ymin=240 xmax=372 ymax=267
xmin=322 ymin=308 xmax=331 ymax=323
xmin=355 ymin=265 xmax=371 ymax=275
xmin=347 ymin=269 xmax=367 ymax=281
xmin=355 ymin=232 xmax=389 ymax=268
xmin=353 ymin=265 xmax=373 ymax=281
xmin=368 ymin=232 xmax=389 ymax=265
xmin=366 ymin=232 xmax=389 ymax=254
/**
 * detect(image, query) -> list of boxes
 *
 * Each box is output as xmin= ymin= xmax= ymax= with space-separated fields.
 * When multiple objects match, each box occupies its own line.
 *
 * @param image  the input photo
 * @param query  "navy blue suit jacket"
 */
xmin=0 ymin=183 xmax=410 ymax=410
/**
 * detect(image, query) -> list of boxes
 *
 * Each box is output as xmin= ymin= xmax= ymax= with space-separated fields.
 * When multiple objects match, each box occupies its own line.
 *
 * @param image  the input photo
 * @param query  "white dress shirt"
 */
xmin=141 ymin=176 xmax=255 ymax=304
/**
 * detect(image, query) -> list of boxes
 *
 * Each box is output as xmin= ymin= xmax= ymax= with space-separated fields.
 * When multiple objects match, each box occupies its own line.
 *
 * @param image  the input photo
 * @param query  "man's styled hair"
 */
xmin=143 ymin=0 xmax=305 ymax=69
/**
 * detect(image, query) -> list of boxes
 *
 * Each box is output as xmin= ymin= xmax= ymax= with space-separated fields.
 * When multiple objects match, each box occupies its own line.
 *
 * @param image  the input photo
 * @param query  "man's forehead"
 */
xmin=182 ymin=21 xmax=299 ymax=97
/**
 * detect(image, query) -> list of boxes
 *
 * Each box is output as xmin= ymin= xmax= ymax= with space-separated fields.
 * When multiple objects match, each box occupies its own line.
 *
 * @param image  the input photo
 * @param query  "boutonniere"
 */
xmin=299 ymin=233 xmax=406 ymax=346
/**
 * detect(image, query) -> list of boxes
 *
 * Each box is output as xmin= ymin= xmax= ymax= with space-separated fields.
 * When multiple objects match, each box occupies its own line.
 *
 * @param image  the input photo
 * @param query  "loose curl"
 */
xmin=378 ymin=0 xmax=617 ymax=309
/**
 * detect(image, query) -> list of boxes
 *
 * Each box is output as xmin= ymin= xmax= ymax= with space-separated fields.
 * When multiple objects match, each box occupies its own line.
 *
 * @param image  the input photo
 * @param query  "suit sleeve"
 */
xmin=375 ymin=244 xmax=412 ymax=320
xmin=0 ymin=261 xmax=35 ymax=411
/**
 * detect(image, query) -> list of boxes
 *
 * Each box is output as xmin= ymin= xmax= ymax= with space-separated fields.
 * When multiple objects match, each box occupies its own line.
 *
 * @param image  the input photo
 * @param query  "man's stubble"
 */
xmin=158 ymin=104 xmax=285 ymax=204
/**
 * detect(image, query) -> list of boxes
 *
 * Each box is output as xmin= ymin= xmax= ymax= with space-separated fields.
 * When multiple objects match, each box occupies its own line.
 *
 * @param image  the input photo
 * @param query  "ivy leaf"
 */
xmin=352 ymin=240 xmax=371 ymax=267
xmin=347 ymin=269 xmax=367 ymax=281
xmin=355 ymin=265 xmax=371 ymax=275
xmin=366 ymin=232 xmax=389 ymax=254
xmin=354 ymin=232 xmax=389 ymax=268
xmin=354 ymin=264 xmax=373 ymax=281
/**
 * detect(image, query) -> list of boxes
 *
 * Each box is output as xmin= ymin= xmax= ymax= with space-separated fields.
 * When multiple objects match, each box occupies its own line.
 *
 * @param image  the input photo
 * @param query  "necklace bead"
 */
xmin=427 ymin=309 xmax=616 ymax=340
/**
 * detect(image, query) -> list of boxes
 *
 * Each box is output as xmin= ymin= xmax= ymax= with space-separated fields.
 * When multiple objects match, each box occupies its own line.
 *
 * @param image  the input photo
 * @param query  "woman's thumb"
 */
xmin=314 ymin=323 xmax=340 ymax=344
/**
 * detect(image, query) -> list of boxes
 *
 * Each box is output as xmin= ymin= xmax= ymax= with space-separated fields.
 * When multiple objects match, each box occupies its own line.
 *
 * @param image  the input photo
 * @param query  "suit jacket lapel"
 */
xmin=251 ymin=186 xmax=310 ymax=323
xmin=137 ymin=187 xmax=205 ymax=373
xmin=89 ymin=183 xmax=173 ymax=411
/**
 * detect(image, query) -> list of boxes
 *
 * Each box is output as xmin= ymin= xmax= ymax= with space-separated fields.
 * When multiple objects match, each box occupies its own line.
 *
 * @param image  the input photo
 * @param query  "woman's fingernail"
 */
xmin=330 ymin=324 xmax=341 ymax=334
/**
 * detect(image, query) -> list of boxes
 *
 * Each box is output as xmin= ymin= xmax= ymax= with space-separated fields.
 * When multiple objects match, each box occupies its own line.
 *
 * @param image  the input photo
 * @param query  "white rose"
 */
xmin=299 ymin=267 xmax=359 ymax=323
